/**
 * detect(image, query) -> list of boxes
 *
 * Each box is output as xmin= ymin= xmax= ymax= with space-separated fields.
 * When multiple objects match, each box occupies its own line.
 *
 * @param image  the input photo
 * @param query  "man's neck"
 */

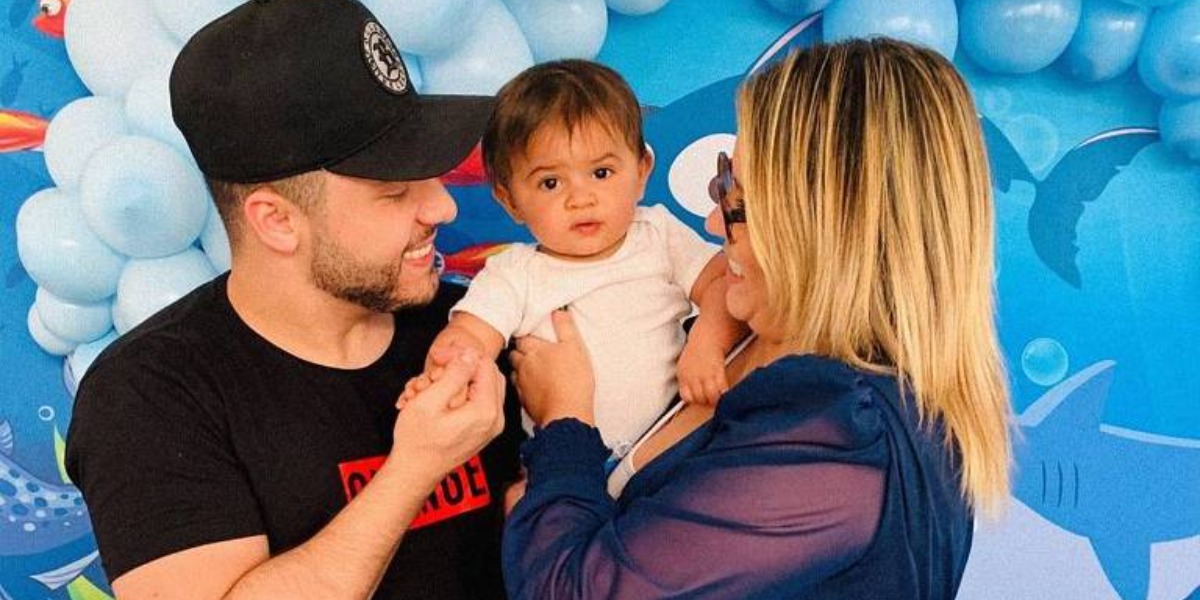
xmin=226 ymin=262 xmax=395 ymax=370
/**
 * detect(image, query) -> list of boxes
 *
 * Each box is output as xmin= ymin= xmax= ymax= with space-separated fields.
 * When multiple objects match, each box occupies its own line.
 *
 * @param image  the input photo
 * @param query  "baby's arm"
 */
xmin=400 ymin=312 xmax=508 ymax=409
xmin=677 ymin=253 xmax=749 ymax=405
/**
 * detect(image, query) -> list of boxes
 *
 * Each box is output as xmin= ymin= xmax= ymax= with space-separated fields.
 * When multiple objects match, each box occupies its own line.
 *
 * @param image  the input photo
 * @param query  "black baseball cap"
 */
xmin=170 ymin=0 xmax=494 ymax=184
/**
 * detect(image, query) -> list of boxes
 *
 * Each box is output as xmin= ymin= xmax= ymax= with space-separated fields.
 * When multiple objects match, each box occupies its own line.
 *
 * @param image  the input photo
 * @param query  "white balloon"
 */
xmin=125 ymin=66 xmax=191 ymax=155
xmin=65 ymin=0 xmax=180 ymax=97
xmin=362 ymin=0 xmax=478 ymax=56
xmin=80 ymin=135 xmax=211 ymax=258
xmin=35 ymin=287 xmax=113 ymax=344
xmin=112 ymin=249 xmax=217 ymax=334
xmin=16 ymin=187 xmax=126 ymax=303
xmin=420 ymin=0 xmax=534 ymax=95
xmin=64 ymin=330 xmax=119 ymax=396
xmin=43 ymin=96 xmax=128 ymax=191
xmin=152 ymin=0 xmax=241 ymax=44
xmin=199 ymin=206 xmax=231 ymax=273
xmin=504 ymin=0 xmax=608 ymax=61
xmin=605 ymin=0 xmax=671 ymax=16
xmin=28 ymin=305 xmax=77 ymax=356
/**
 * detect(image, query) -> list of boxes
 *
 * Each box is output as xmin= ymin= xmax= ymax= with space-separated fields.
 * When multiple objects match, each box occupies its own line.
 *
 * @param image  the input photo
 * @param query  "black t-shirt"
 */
xmin=65 ymin=274 xmax=524 ymax=599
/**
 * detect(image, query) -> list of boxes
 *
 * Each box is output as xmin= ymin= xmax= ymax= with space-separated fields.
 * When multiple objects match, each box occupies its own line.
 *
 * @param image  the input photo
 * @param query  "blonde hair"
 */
xmin=737 ymin=38 xmax=1011 ymax=515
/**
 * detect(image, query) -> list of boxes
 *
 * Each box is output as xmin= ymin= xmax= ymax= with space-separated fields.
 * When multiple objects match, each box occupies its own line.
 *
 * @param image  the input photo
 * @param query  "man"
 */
xmin=64 ymin=0 xmax=523 ymax=598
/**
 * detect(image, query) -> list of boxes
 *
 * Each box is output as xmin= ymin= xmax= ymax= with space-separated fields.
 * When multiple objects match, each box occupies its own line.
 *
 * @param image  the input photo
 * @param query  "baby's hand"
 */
xmin=399 ymin=344 xmax=471 ymax=410
xmin=676 ymin=342 xmax=729 ymax=405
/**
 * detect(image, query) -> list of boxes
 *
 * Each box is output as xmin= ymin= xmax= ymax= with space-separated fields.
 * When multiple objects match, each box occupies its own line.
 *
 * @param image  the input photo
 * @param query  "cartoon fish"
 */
xmin=437 ymin=242 xmax=512 ymax=286
xmin=0 ymin=108 xmax=48 ymax=152
xmin=1013 ymin=362 xmax=1200 ymax=600
xmin=0 ymin=57 xmax=29 ymax=106
xmin=0 ymin=419 xmax=98 ymax=600
xmin=440 ymin=142 xmax=488 ymax=186
xmin=984 ymin=120 xmax=1159 ymax=288
xmin=32 ymin=0 xmax=68 ymax=38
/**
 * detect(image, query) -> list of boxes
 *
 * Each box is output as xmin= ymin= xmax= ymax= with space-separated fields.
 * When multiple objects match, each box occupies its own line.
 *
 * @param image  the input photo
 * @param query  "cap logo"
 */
xmin=362 ymin=21 xmax=408 ymax=95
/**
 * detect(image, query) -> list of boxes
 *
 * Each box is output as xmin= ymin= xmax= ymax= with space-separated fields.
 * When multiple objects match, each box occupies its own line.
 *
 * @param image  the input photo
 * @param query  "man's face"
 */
xmin=308 ymin=172 xmax=457 ymax=312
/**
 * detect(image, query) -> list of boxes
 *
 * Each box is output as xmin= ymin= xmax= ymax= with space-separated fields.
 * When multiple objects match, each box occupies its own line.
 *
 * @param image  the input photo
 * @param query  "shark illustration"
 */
xmin=982 ymin=120 xmax=1159 ymax=288
xmin=1013 ymin=362 xmax=1200 ymax=600
xmin=0 ymin=419 xmax=98 ymax=600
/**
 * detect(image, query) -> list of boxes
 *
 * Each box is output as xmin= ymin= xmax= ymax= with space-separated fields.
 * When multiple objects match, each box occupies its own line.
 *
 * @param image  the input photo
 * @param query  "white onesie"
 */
xmin=451 ymin=204 xmax=720 ymax=454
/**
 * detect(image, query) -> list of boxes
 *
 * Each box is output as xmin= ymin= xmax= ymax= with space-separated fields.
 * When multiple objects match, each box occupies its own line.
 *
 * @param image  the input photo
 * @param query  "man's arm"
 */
xmin=111 ymin=349 xmax=505 ymax=600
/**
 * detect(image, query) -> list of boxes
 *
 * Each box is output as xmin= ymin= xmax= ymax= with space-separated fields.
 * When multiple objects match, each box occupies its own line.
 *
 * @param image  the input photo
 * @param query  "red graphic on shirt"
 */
xmin=338 ymin=454 xmax=492 ymax=530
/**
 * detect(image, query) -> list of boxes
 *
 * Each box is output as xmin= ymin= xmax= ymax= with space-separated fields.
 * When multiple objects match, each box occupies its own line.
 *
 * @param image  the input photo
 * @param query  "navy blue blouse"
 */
xmin=503 ymin=354 xmax=973 ymax=599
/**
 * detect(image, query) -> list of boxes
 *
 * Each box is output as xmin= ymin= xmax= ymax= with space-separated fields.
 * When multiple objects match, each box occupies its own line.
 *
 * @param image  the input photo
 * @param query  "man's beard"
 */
xmin=309 ymin=232 xmax=438 ymax=313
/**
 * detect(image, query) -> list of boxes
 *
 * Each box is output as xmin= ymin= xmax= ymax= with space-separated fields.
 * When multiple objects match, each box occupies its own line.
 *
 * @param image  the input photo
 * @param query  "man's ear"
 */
xmin=492 ymin=183 xmax=523 ymax=224
xmin=242 ymin=186 xmax=302 ymax=254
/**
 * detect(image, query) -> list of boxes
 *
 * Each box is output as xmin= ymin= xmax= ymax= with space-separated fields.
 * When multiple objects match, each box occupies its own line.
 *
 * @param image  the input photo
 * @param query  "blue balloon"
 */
xmin=823 ymin=0 xmax=959 ymax=60
xmin=80 ymin=135 xmax=211 ymax=258
xmin=34 ymin=287 xmax=113 ymax=344
xmin=961 ymin=0 xmax=1082 ymax=73
xmin=1160 ymin=98 xmax=1200 ymax=160
xmin=764 ymin=0 xmax=833 ymax=17
xmin=420 ymin=0 xmax=534 ymax=94
xmin=199 ymin=206 xmax=231 ymax=273
xmin=125 ymin=65 xmax=191 ymax=155
xmin=27 ymin=306 xmax=76 ymax=356
xmin=1113 ymin=0 xmax=1186 ymax=6
xmin=43 ymin=96 xmax=128 ymax=191
xmin=1137 ymin=0 xmax=1200 ymax=98
xmin=16 ymin=188 xmax=126 ymax=303
xmin=65 ymin=0 xmax=179 ymax=97
xmin=362 ymin=0 xmax=477 ymax=56
xmin=112 ymin=249 xmax=217 ymax=334
xmin=402 ymin=53 xmax=425 ymax=92
xmin=64 ymin=331 xmax=119 ymax=396
xmin=504 ymin=0 xmax=608 ymax=61
xmin=605 ymin=0 xmax=671 ymax=16
xmin=1061 ymin=0 xmax=1148 ymax=82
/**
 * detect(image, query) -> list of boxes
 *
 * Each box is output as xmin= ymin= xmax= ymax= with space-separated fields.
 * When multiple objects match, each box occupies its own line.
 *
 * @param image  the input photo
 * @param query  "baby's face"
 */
xmin=497 ymin=119 xmax=651 ymax=262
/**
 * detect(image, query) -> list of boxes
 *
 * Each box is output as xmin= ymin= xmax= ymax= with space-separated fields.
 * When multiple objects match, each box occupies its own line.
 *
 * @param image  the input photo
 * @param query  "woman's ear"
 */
xmin=493 ymin=183 xmax=524 ymax=224
xmin=242 ymin=186 xmax=302 ymax=254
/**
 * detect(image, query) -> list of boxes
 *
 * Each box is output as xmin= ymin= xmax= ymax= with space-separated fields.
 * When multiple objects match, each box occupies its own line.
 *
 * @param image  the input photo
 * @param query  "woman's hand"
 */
xmin=509 ymin=308 xmax=596 ymax=427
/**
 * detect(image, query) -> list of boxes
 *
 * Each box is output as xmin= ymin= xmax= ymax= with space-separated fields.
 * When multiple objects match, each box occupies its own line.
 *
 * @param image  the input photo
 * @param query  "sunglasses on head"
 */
xmin=708 ymin=151 xmax=746 ymax=239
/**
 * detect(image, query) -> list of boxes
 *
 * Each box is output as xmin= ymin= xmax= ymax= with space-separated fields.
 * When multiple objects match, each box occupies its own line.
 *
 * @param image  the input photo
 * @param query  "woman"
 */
xmin=504 ymin=38 xmax=1012 ymax=599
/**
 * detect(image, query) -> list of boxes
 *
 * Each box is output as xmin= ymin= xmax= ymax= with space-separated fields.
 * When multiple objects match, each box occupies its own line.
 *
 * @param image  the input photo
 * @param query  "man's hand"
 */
xmin=391 ymin=347 xmax=505 ymax=486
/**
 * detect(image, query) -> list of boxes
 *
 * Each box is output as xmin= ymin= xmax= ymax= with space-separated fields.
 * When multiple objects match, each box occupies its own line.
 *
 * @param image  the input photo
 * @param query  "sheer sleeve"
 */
xmin=503 ymin=415 xmax=886 ymax=599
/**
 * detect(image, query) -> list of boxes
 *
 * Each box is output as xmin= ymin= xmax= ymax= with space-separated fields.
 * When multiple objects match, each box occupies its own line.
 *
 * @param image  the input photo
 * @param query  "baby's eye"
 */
xmin=538 ymin=177 xmax=559 ymax=191
xmin=594 ymin=167 xmax=613 ymax=180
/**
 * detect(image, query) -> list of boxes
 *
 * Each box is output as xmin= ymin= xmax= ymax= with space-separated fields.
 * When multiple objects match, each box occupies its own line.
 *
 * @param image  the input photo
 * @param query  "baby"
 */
xmin=410 ymin=60 xmax=743 ymax=459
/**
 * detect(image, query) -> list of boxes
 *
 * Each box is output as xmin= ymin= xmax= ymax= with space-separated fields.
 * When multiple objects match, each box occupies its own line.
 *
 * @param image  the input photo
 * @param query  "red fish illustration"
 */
xmin=33 ymin=0 xmax=68 ymax=38
xmin=0 ymin=109 xmax=48 ymax=152
xmin=440 ymin=142 xmax=488 ymax=186
xmin=442 ymin=242 xmax=511 ymax=280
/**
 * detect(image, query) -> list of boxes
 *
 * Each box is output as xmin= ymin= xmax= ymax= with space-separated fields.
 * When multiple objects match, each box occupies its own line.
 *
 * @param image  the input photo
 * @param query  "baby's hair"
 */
xmin=483 ymin=59 xmax=645 ymax=190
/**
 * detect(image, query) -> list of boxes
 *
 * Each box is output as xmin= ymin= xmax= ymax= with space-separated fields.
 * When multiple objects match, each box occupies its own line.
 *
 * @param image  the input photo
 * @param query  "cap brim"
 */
xmin=327 ymin=94 xmax=495 ymax=182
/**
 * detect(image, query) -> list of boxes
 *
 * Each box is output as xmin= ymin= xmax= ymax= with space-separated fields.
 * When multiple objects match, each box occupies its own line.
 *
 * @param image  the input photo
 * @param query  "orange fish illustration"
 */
xmin=0 ymin=109 xmax=48 ymax=152
xmin=33 ymin=0 xmax=68 ymax=38
xmin=441 ymin=242 xmax=511 ymax=280
xmin=440 ymin=142 xmax=488 ymax=186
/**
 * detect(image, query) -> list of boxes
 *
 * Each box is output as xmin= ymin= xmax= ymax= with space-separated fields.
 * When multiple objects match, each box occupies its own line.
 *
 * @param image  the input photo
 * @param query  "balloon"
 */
xmin=419 ymin=0 xmax=534 ymax=95
xmin=1060 ymin=0 xmax=1148 ymax=82
xmin=28 ymin=306 xmax=76 ymax=356
xmin=1113 ymin=0 xmax=1186 ymax=5
xmin=64 ymin=0 xmax=180 ymax=97
xmin=199 ymin=206 xmax=232 ymax=273
xmin=1160 ymin=98 xmax=1200 ymax=160
xmin=34 ymin=287 xmax=113 ymax=344
xmin=361 ymin=0 xmax=479 ymax=56
xmin=112 ymin=249 xmax=217 ymax=334
xmin=1137 ymin=0 xmax=1200 ymax=98
xmin=152 ymin=0 xmax=241 ymax=44
xmin=125 ymin=65 xmax=191 ymax=155
xmin=823 ymin=0 xmax=959 ymax=60
xmin=64 ymin=331 xmax=119 ymax=396
xmin=605 ymin=0 xmax=671 ymax=16
xmin=763 ymin=0 xmax=834 ymax=17
xmin=43 ymin=96 xmax=128 ymax=191
xmin=16 ymin=188 xmax=125 ymax=303
xmin=504 ymin=0 xmax=608 ymax=61
xmin=402 ymin=53 xmax=425 ymax=92
xmin=79 ymin=135 xmax=211 ymax=258
xmin=960 ymin=0 xmax=1082 ymax=73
